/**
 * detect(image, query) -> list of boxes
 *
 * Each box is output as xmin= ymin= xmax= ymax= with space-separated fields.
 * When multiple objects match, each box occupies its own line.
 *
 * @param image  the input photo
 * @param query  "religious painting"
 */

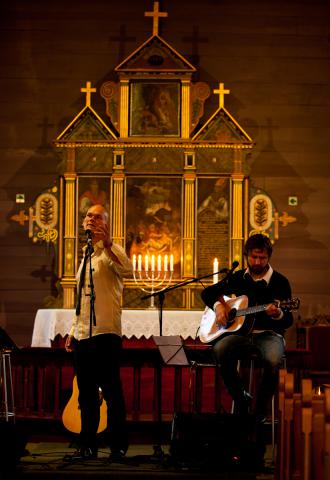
xmin=125 ymin=177 xmax=181 ymax=277
xmin=197 ymin=177 xmax=230 ymax=276
xmin=76 ymin=176 xmax=110 ymax=258
xmin=129 ymin=82 xmax=181 ymax=136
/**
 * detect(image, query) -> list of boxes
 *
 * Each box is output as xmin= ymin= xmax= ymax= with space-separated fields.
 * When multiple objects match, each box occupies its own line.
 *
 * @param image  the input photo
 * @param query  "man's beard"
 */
xmin=248 ymin=264 xmax=268 ymax=276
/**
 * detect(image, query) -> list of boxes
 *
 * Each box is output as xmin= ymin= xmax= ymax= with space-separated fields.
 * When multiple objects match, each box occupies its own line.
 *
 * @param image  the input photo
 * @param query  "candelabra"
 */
xmin=132 ymin=253 xmax=174 ymax=308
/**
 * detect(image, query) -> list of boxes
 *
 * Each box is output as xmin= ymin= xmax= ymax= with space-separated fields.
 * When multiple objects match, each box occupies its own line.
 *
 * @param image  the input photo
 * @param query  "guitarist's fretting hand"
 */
xmin=265 ymin=302 xmax=282 ymax=319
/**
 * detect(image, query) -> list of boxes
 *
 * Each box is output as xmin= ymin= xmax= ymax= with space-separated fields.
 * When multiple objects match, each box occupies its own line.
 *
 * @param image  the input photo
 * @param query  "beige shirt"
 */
xmin=70 ymin=241 xmax=133 ymax=340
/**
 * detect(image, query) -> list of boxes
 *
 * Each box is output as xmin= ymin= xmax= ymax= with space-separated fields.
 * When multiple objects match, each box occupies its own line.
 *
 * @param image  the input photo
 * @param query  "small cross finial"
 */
xmin=145 ymin=1 xmax=168 ymax=36
xmin=81 ymin=81 xmax=97 ymax=107
xmin=213 ymin=82 xmax=230 ymax=109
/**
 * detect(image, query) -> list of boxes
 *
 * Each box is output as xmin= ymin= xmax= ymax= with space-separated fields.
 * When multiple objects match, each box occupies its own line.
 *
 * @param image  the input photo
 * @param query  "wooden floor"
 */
xmin=0 ymin=419 xmax=275 ymax=480
xmin=10 ymin=442 xmax=275 ymax=479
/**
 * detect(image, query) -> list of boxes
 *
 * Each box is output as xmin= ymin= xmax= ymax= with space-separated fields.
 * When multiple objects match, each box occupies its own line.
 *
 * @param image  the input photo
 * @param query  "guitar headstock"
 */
xmin=279 ymin=297 xmax=300 ymax=311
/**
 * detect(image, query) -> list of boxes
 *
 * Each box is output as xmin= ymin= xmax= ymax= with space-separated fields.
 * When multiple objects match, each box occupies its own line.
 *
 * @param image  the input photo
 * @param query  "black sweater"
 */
xmin=201 ymin=269 xmax=293 ymax=336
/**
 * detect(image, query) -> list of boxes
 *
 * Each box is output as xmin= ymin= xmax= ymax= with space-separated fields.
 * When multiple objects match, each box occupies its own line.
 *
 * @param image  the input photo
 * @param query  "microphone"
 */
xmin=228 ymin=260 xmax=239 ymax=274
xmin=85 ymin=229 xmax=93 ymax=245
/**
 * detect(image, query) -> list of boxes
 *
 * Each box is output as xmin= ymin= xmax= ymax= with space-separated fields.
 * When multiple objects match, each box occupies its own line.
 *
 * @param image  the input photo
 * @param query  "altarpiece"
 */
xmin=53 ymin=2 xmax=257 ymax=311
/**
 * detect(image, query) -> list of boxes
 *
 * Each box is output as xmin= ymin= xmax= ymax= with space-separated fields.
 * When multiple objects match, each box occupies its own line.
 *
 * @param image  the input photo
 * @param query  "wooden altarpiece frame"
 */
xmin=54 ymin=3 xmax=253 ymax=311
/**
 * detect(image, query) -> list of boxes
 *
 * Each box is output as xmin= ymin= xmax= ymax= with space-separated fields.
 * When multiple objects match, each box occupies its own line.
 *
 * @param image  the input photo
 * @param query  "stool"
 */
xmin=187 ymin=345 xmax=216 ymax=413
xmin=0 ymin=350 xmax=15 ymax=423
xmin=232 ymin=353 xmax=286 ymax=463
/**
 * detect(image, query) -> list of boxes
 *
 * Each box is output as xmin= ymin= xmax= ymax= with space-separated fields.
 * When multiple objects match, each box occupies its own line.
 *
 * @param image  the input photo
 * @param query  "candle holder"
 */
xmin=132 ymin=253 xmax=174 ymax=308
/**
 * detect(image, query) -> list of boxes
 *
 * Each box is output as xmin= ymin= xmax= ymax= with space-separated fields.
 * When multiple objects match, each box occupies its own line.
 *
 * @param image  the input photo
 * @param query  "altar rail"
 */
xmin=11 ymin=339 xmax=228 ymax=422
xmin=10 ymin=340 xmax=312 ymax=423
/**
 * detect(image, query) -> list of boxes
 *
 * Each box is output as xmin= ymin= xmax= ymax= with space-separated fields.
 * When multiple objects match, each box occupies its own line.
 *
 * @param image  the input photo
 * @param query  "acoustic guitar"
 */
xmin=199 ymin=294 xmax=300 ymax=344
xmin=62 ymin=376 xmax=108 ymax=434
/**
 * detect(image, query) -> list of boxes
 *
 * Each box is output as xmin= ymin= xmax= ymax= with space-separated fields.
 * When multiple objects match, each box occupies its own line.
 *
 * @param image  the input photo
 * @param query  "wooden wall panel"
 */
xmin=0 ymin=0 xmax=329 ymax=346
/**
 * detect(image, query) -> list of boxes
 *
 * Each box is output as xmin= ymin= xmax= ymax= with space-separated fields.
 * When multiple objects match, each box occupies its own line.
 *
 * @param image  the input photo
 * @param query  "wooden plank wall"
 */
xmin=0 ymin=0 xmax=329 ymax=346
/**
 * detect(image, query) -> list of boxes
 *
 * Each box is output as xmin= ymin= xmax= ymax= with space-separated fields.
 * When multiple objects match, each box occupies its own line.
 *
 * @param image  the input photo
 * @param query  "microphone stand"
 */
xmin=141 ymin=267 xmax=232 ymax=336
xmin=140 ymin=263 xmax=238 ymax=460
xmin=85 ymin=234 xmax=96 ymax=338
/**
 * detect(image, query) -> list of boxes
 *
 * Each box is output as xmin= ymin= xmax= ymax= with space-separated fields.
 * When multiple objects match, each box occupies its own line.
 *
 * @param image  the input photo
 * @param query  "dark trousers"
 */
xmin=74 ymin=333 xmax=128 ymax=453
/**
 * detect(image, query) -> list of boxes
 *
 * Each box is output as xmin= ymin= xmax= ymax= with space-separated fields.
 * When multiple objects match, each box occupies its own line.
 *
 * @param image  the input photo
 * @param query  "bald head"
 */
xmin=83 ymin=204 xmax=109 ymax=243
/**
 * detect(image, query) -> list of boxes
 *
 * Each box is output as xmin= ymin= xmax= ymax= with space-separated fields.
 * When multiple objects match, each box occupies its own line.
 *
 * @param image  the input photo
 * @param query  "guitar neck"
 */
xmin=236 ymin=304 xmax=268 ymax=318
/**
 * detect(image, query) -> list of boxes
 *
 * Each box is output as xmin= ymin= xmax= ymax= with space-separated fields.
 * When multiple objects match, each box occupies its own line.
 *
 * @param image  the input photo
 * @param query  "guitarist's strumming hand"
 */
xmin=214 ymin=300 xmax=229 ymax=327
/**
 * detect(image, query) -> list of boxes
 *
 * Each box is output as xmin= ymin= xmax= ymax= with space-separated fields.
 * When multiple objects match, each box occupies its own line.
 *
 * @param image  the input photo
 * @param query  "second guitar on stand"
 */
xmin=62 ymin=376 xmax=107 ymax=434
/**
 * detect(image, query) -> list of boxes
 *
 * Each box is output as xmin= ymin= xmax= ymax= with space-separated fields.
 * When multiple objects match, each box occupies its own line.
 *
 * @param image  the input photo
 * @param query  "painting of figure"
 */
xmin=126 ymin=177 xmax=181 ymax=275
xmin=130 ymin=82 xmax=180 ymax=136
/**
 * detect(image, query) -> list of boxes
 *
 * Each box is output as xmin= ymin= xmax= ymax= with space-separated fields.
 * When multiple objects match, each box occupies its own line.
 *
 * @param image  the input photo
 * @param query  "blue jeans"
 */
xmin=213 ymin=331 xmax=285 ymax=414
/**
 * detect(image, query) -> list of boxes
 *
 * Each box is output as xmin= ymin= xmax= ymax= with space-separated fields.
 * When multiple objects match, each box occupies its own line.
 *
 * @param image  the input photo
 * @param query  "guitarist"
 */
xmin=201 ymin=233 xmax=293 ymax=423
xmin=64 ymin=204 xmax=133 ymax=462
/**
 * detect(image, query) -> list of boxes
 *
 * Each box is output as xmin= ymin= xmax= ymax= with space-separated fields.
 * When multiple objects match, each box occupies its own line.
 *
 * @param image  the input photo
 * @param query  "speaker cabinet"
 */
xmin=170 ymin=413 xmax=260 ymax=470
xmin=0 ymin=422 xmax=27 ymax=472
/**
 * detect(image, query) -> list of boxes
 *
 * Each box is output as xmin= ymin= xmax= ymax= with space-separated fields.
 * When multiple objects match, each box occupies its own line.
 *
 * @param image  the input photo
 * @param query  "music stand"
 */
xmin=144 ymin=264 xmax=239 ymax=459
xmin=150 ymin=335 xmax=188 ymax=460
xmin=153 ymin=335 xmax=189 ymax=367
xmin=0 ymin=328 xmax=19 ymax=352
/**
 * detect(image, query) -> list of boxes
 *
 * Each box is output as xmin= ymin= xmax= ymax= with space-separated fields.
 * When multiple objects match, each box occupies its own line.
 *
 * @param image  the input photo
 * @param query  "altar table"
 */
xmin=31 ymin=308 xmax=204 ymax=347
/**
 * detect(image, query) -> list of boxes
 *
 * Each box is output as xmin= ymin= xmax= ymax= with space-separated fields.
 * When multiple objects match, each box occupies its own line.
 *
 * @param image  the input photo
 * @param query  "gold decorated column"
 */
xmin=119 ymin=80 xmax=129 ymax=138
xmin=181 ymin=80 xmax=190 ymax=139
xmin=183 ymin=152 xmax=196 ymax=280
xmin=183 ymin=156 xmax=196 ymax=308
xmin=111 ymin=173 xmax=125 ymax=248
xmin=60 ymin=171 xmax=77 ymax=308
xmin=231 ymin=173 xmax=244 ymax=267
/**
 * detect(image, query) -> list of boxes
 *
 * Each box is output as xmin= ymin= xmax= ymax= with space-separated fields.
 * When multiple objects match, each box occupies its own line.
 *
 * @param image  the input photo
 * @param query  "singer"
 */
xmin=64 ymin=204 xmax=133 ymax=462
xmin=201 ymin=234 xmax=294 ymax=468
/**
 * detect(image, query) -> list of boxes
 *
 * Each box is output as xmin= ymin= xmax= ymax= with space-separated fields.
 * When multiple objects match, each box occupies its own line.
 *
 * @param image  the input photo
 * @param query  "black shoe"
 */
xmin=255 ymin=413 xmax=267 ymax=424
xmin=63 ymin=447 xmax=98 ymax=462
xmin=108 ymin=449 xmax=126 ymax=463
xmin=234 ymin=390 xmax=253 ymax=415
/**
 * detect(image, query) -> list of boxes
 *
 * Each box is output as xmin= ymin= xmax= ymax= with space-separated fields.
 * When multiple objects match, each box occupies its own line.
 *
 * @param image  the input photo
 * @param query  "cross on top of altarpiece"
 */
xmin=213 ymin=82 xmax=230 ymax=109
xmin=145 ymin=1 xmax=168 ymax=36
xmin=81 ymin=81 xmax=97 ymax=108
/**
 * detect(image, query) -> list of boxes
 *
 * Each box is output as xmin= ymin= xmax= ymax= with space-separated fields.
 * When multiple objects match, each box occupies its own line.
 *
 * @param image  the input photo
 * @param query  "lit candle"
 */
xmin=164 ymin=254 xmax=168 ymax=272
xmin=151 ymin=254 xmax=155 ymax=272
xmin=144 ymin=254 xmax=149 ymax=272
xmin=157 ymin=254 xmax=162 ymax=272
xmin=137 ymin=254 xmax=142 ymax=272
xmin=170 ymin=254 xmax=174 ymax=272
xmin=132 ymin=254 xmax=136 ymax=271
xmin=213 ymin=258 xmax=219 ymax=284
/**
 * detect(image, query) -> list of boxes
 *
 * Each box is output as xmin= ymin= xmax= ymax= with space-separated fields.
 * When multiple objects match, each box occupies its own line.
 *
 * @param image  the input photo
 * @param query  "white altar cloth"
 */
xmin=31 ymin=309 xmax=204 ymax=347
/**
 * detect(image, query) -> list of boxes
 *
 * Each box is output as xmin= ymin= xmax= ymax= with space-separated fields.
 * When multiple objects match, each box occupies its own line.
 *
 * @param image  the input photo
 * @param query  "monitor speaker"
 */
xmin=0 ymin=422 xmax=28 ymax=472
xmin=170 ymin=412 xmax=261 ymax=470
